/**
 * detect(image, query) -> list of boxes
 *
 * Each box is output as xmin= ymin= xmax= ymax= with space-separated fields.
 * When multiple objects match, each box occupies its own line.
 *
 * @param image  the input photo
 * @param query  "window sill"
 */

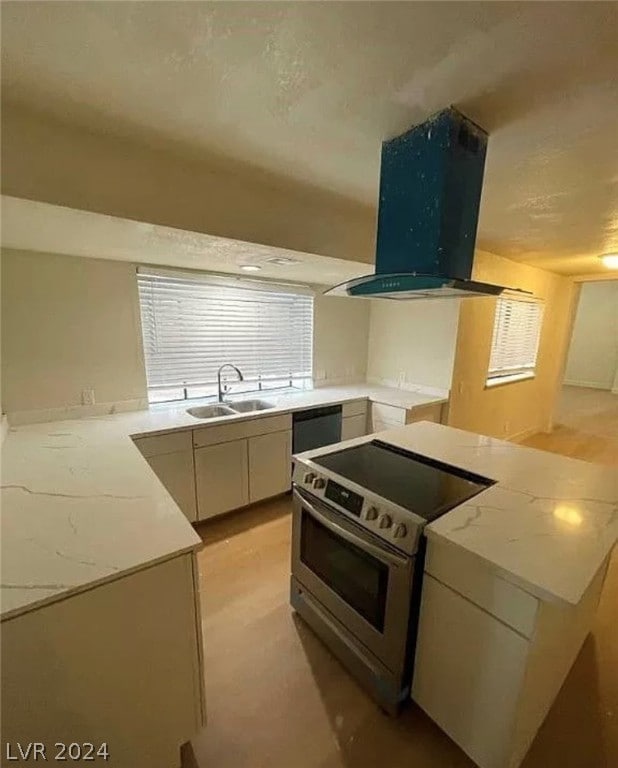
xmin=485 ymin=372 xmax=536 ymax=389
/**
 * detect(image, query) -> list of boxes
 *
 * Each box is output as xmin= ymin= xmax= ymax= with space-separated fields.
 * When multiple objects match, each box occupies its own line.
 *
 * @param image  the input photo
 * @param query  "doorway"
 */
xmin=523 ymin=279 xmax=618 ymax=466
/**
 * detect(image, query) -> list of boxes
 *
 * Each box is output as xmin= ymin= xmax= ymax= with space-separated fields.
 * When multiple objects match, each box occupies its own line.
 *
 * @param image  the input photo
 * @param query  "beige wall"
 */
xmin=312 ymin=294 xmax=370 ymax=386
xmin=448 ymin=250 xmax=576 ymax=440
xmin=1 ymin=103 xmax=376 ymax=266
xmin=366 ymin=299 xmax=460 ymax=391
xmin=563 ymin=280 xmax=618 ymax=390
xmin=1 ymin=250 xmax=370 ymax=414
xmin=2 ymin=242 xmax=576 ymax=437
xmin=1 ymin=249 xmax=147 ymax=414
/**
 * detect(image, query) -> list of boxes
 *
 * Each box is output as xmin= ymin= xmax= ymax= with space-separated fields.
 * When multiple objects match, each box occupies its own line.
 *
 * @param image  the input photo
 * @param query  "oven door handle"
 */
xmin=299 ymin=493 xmax=408 ymax=568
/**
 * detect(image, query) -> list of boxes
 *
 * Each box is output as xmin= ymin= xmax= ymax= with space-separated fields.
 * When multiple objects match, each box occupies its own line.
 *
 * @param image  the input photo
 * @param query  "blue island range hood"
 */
xmin=326 ymin=107 xmax=527 ymax=300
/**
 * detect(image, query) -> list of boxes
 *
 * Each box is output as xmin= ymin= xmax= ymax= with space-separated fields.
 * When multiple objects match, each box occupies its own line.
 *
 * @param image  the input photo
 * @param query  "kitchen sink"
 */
xmin=228 ymin=399 xmax=276 ymax=413
xmin=186 ymin=404 xmax=236 ymax=419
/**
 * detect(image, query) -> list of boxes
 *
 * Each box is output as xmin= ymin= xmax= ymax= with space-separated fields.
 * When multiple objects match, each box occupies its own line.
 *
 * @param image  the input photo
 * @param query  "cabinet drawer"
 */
xmin=342 ymin=400 xmax=368 ymax=418
xmin=133 ymin=430 xmax=192 ymax=458
xmin=425 ymin=538 xmax=538 ymax=638
xmin=193 ymin=414 xmax=292 ymax=448
xmin=371 ymin=402 xmax=406 ymax=425
xmin=405 ymin=402 xmax=444 ymax=425
xmin=341 ymin=414 xmax=367 ymax=441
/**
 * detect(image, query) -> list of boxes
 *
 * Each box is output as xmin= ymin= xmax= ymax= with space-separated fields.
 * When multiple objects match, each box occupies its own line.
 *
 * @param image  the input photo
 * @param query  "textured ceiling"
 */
xmin=0 ymin=196 xmax=369 ymax=287
xmin=1 ymin=1 xmax=617 ymax=275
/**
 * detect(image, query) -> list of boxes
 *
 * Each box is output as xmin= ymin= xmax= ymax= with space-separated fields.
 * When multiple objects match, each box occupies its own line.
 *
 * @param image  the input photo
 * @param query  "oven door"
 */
xmin=292 ymin=488 xmax=415 ymax=673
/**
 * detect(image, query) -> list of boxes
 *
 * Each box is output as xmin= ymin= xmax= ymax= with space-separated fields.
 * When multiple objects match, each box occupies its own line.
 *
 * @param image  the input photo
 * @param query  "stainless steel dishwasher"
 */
xmin=292 ymin=405 xmax=343 ymax=454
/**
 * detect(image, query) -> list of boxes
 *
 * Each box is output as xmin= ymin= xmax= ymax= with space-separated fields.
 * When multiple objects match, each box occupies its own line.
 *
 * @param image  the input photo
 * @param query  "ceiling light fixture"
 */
xmin=240 ymin=264 xmax=262 ymax=272
xmin=600 ymin=254 xmax=618 ymax=269
xmin=266 ymin=257 xmax=299 ymax=266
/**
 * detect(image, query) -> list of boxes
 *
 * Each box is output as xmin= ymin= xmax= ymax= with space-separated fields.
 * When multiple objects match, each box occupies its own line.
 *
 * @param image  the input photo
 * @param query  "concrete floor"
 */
xmin=191 ymin=387 xmax=618 ymax=767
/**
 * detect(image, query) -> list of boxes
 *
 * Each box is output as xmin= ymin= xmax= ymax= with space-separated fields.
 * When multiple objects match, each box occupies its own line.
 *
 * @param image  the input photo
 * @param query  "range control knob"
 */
xmin=313 ymin=477 xmax=326 ymax=490
xmin=365 ymin=506 xmax=379 ymax=521
xmin=378 ymin=514 xmax=393 ymax=529
xmin=303 ymin=472 xmax=316 ymax=485
xmin=393 ymin=523 xmax=408 ymax=539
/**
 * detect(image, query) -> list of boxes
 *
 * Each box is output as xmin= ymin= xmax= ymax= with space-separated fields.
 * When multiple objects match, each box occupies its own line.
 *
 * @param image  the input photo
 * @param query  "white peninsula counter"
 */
xmin=366 ymin=422 xmax=618 ymax=768
xmin=1 ymin=417 xmax=206 ymax=768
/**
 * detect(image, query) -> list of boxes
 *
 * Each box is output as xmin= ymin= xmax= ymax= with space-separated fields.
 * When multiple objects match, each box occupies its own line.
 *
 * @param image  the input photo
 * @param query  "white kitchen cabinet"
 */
xmin=193 ymin=413 xmax=292 ymax=448
xmin=146 ymin=451 xmax=197 ymax=523
xmin=413 ymin=540 xmax=611 ymax=768
xmin=341 ymin=400 xmax=367 ymax=418
xmin=195 ymin=439 xmax=249 ymax=520
xmin=413 ymin=575 xmax=529 ymax=768
xmin=341 ymin=413 xmax=367 ymax=441
xmin=133 ymin=432 xmax=197 ymax=523
xmin=405 ymin=401 xmax=444 ymax=425
xmin=248 ymin=430 xmax=292 ymax=503
xmin=2 ymin=554 xmax=204 ymax=768
xmin=369 ymin=400 xmax=445 ymax=433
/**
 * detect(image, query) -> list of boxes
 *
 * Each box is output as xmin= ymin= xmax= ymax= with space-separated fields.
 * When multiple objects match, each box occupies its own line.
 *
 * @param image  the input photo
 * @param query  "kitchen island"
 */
xmin=353 ymin=422 xmax=618 ymax=768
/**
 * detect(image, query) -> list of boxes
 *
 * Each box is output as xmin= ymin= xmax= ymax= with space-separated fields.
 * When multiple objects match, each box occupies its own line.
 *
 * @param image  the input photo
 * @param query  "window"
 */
xmin=138 ymin=269 xmax=313 ymax=403
xmin=486 ymin=298 xmax=544 ymax=386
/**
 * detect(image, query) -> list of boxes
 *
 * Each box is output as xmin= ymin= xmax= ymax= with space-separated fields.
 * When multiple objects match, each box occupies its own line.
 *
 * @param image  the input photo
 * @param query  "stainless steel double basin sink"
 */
xmin=186 ymin=399 xmax=276 ymax=420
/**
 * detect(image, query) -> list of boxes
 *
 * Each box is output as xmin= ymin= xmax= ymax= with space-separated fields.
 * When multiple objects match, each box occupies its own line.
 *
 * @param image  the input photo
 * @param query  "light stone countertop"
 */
xmin=123 ymin=383 xmax=448 ymax=438
xmin=0 ymin=385 xmax=446 ymax=620
xmin=354 ymin=421 xmax=618 ymax=606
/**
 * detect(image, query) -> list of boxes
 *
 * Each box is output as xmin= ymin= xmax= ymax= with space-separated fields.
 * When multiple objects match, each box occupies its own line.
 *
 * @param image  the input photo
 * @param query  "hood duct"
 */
xmin=325 ymin=107 xmax=529 ymax=300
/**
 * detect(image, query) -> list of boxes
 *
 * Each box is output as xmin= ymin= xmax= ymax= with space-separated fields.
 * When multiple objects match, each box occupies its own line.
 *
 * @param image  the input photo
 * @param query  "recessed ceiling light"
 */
xmin=240 ymin=264 xmax=262 ymax=272
xmin=266 ymin=257 xmax=299 ymax=266
xmin=600 ymin=254 xmax=618 ymax=269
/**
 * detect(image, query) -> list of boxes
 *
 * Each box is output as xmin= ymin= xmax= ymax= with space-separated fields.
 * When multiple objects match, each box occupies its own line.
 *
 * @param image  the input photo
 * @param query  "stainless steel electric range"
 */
xmin=290 ymin=438 xmax=494 ymax=714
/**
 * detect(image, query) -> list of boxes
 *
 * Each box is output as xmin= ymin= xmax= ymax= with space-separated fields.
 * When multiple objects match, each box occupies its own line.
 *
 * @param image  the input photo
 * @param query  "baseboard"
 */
xmin=7 ymin=398 xmax=148 ymax=426
xmin=563 ymin=379 xmax=612 ymax=391
xmin=508 ymin=427 xmax=541 ymax=443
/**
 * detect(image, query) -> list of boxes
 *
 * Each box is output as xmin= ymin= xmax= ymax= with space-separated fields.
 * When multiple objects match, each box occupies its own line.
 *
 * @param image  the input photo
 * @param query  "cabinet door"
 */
xmin=341 ymin=414 xmax=367 ymax=441
xmin=370 ymin=418 xmax=399 ymax=434
xmin=412 ymin=575 xmax=529 ymax=768
xmin=248 ymin=430 xmax=292 ymax=503
xmin=195 ymin=439 xmax=249 ymax=520
xmin=146 ymin=450 xmax=197 ymax=523
xmin=405 ymin=402 xmax=444 ymax=425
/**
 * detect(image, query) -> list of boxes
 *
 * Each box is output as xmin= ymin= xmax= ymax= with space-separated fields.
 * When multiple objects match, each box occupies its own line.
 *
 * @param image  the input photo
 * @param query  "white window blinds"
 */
xmin=138 ymin=269 xmax=313 ymax=401
xmin=487 ymin=298 xmax=544 ymax=383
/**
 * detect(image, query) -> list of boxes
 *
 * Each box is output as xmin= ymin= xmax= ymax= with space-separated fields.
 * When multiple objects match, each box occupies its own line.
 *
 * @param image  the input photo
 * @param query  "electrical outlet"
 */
xmin=316 ymin=369 xmax=326 ymax=381
xmin=504 ymin=420 xmax=510 ymax=434
xmin=82 ymin=388 xmax=96 ymax=406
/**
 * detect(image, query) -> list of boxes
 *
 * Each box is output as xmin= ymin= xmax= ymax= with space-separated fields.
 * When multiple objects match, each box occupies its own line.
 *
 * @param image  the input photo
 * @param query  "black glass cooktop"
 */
xmin=312 ymin=440 xmax=494 ymax=522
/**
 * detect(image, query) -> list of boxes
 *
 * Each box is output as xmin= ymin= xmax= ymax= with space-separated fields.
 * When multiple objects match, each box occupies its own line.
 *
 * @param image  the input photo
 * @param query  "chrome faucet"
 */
xmin=217 ymin=364 xmax=244 ymax=403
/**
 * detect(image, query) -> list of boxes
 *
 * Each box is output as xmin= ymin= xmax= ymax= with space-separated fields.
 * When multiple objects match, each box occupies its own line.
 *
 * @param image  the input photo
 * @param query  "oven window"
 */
xmin=300 ymin=509 xmax=389 ymax=632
